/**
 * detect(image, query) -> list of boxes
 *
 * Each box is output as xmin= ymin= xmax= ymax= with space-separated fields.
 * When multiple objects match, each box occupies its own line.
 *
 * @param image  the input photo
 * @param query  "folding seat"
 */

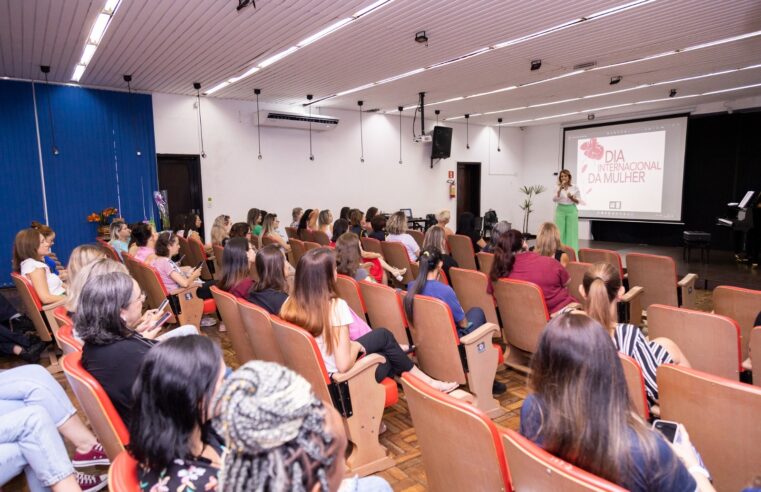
xmin=289 ymin=238 xmax=306 ymax=267
xmin=408 ymin=229 xmax=424 ymax=248
xmin=751 ymin=327 xmax=761 ymax=386
xmin=648 ymin=304 xmax=741 ymax=380
xmin=312 ymin=229 xmax=331 ymax=246
xmin=176 ymin=235 xmax=192 ymax=266
xmin=285 ymin=226 xmax=297 ymax=240
xmin=447 ymin=234 xmax=477 ymax=270
xmin=53 ymin=305 xmax=72 ymax=330
xmin=61 ymin=352 xmax=129 ymax=460
xmin=409 ymin=295 xmax=504 ymax=417
xmin=261 ymin=235 xmax=277 ymax=247
xmin=579 ymin=248 xmax=625 ymax=280
xmin=501 ymin=429 xmax=626 ymax=491
xmin=270 ymin=316 xmax=397 ymax=476
xmin=11 ymin=272 xmax=63 ymax=371
xmin=566 ymin=261 xmax=593 ymax=304
xmin=358 ymin=280 xmax=412 ymax=346
xmin=212 ymin=243 xmax=225 ymax=279
xmin=381 ymin=241 xmax=418 ymax=285
xmin=108 ymin=452 xmax=139 ymax=492
xmin=360 ymin=236 xmax=384 ymax=255
xmin=560 ymin=244 xmax=577 ymax=262
xmin=400 ymin=373 xmax=511 ymax=492
xmin=659 ymin=364 xmax=761 ymax=492
xmin=476 ymin=251 xmax=494 ymax=275
xmin=618 ymin=353 xmax=649 ymax=420
xmin=625 ymin=253 xmax=697 ymax=310
xmin=335 ymin=274 xmax=367 ymax=323
xmin=448 ymin=267 xmax=500 ymax=327
xmin=186 ymin=236 xmax=214 ymax=281
xmin=237 ymin=299 xmax=285 ymax=364
xmin=210 ymin=286 xmax=255 ymax=365
xmin=492 ymin=278 xmax=549 ymax=372
xmin=303 ymin=240 xmax=321 ymax=252
xmin=96 ymin=238 xmax=122 ymax=262
xmin=712 ymin=285 xmax=761 ymax=361
xmin=56 ymin=323 xmax=83 ymax=355
xmin=299 ymin=229 xmax=316 ymax=242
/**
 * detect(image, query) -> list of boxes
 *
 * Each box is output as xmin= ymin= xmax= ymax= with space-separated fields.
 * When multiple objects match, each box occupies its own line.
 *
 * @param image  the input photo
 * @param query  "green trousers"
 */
xmin=555 ymin=204 xmax=578 ymax=252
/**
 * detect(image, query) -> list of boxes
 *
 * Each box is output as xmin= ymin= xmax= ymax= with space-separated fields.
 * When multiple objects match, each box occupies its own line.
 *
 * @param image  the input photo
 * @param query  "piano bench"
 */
xmin=683 ymin=231 xmax=711 ymax=264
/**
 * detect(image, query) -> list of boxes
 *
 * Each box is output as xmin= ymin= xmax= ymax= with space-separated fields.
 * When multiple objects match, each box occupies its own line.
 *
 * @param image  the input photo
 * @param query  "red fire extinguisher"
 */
xmin=448 ymin=179 xmax=456 ymax=199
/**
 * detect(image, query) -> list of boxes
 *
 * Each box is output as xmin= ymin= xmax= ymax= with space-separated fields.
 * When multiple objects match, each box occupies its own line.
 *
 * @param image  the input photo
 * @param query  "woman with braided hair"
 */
xmin=215 ymin=360 xmax=391 ymax=492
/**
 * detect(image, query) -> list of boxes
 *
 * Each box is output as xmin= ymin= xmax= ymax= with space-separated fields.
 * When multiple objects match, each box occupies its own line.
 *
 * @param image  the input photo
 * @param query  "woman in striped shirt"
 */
xmin=579 ymin=262 xmax=691 ymax=409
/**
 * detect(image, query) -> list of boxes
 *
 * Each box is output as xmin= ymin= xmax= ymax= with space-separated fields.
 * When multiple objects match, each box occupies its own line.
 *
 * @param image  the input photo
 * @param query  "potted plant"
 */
xmin=87 ymin=207 xmax=119 ymax=237
xmin=519 ymin=185 xmax=545 ymax=235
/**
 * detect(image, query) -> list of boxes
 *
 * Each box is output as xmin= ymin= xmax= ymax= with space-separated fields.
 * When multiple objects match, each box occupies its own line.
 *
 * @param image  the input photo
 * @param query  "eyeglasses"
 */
xmin=131 ymin=291 xmax=146 ymax=305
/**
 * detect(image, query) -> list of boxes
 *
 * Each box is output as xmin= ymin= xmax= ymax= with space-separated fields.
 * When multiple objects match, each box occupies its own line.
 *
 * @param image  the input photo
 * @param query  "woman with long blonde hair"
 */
xmin=210 ymin=214 xmax=231 ymax=246
xmin=535 ymin=222 xmax=570 ymax=267
xmin=261 ymin=213 xmax=290 ymax=252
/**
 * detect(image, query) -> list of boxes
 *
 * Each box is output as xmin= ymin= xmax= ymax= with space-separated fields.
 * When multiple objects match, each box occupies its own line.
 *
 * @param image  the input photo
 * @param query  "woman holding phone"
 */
xmin=153 ymin=231 xmax=215 ymax=300
xmin=553 ymin=169 xmax=580 ymax=252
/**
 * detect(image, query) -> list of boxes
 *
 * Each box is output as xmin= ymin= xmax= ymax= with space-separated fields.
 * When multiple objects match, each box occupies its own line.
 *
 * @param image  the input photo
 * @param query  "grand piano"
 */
xmin=717 ymin=190 xmax=759 ymax=261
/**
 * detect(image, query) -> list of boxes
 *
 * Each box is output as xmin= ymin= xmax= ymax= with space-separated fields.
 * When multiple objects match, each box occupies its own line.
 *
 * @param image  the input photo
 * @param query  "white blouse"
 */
xmin=20 ymin=258 xmax=65 ymax=296
xmin=552 ymin=185 xmax=581 ymax=205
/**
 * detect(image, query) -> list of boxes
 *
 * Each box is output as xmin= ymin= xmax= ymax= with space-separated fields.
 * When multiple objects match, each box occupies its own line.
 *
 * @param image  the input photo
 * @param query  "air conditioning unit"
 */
xmin=257 ymin=110 xmax=339 ymax=131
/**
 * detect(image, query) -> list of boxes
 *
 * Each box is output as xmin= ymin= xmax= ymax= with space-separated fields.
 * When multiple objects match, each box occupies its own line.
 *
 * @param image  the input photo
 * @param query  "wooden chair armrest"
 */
xmin=331 ymin=354 xmax=386 ymax=383
xmin=42 ymin=299 xmax=67 ymax=311
xmin=677 ymin=273 xmax=698 ymax=287
xmin=621 ymin=285 xmax=644 ymax=303
xmin=460 ymin=322 xmax=499 ymax=346
xmin=169 ymin=285 xmax=199 ymax=296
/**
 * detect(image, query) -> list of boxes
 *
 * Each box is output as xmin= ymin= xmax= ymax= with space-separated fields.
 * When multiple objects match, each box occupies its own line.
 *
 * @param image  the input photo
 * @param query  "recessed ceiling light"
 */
xmin=71 ymin=1 xmax=122 ymax=82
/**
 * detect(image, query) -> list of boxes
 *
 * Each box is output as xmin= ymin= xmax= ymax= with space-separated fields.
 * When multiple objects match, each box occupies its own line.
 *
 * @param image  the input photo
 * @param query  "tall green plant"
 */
xmin=519 ymin=185 xmax=546 ymax=234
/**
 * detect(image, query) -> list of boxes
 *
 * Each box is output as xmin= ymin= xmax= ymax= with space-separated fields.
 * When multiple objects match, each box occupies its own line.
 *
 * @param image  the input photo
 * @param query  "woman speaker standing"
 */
xmin=553 ymin=169 xmax=580 ymax=252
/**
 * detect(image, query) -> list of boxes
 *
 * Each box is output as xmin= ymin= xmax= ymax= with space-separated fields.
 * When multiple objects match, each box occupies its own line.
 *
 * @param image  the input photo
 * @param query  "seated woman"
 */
xmin=349 ymin=208 xmax=366 ymax=237
xmin=534 ymin=222 xmax=570 ymax=268
xmin=77 ymin=271 xmax=166 ymax=426
xmin=340 ymin=206 xmax=351 ymax=221
xmin=520 ymin=312 xmax=714 ymax=491
xmin=210 ymin=214 xmax=231 ymax=247
xmin=66 ymin=257 xmax=128 ymax=319
xmin=369 ymin=214 xmax=386 ymax=241
xmin=330 ymin=218 xmax=349 ymax=246
xmin=422 ymin=226 xmax=458 ymax=279
xmin=226 ymin=222 xmax=251 ymax=245
xmin=297 ymin=208 xmax=314 ymax=240
xmin=13 ymin=228 xmax=66 ymax=304
xmin=247 ymin=244 xmax=290 ymax=315
xmin=280 ymin=248 xmax=457 ymax=392
xmin=172 ymin=213 xmax=186 ymax=235
xmin=129 ymin=336 xmax=224 ymax=491
xmin=290 ymin=207 xmax=303 ymax=229
xmin=335 ymin=232 xmax=374 ymax=282
xmin=318 ymin=209 xmax=333 ymax=238
xmin=365 ymin=206 xmax=379 ymax=233
xmin=482 ymin=220 xmax=511 ymax=253
xmin=456 ymin=212 xmax=486 ymax=252
xmin=0 ymin=365 xmax=109 ymax=491
xmin=308 ymin=208 xmax=320 ymax=233
xmin=30 ymin=221 xmax=66 ymax=281
xmin=489 ymin=230 xmax=576 ymax=314
xmin=67 ymin=244 xmax=106 ymax=284
xmin=215 ymin=360 xmax=391 ymax=492
xmin=218 ymin=237 xmax=256 ymax=299
xmin=385 ymin=211 xmax=420 ymax=260
xmin=130 ymin=222 xmax=158 ymax=263
xmin=184 ymin=213 xmax=213 ymax=254
xmin=261 ymin=213 xmax=290 ymax=252
xmin=436 ymin=209 xmax=455 ymax=236
xmin=152 ymin=231 xmax=214 ymax=300
xmin=580 ymin=262 xmax=691 ymax=408
xmin=108 ymin=220 xmax=131 ymax=259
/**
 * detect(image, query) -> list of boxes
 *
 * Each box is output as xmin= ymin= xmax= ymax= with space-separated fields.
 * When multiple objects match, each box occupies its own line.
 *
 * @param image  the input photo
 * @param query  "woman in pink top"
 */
xmin=130 ymin=222 xmax=158 ymax=263
xmin=489 ymin=230 xmax=576 ymax=313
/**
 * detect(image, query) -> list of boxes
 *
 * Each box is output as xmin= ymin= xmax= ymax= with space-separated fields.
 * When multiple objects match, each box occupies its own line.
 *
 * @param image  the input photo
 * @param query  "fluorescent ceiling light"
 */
xmin=71 ymin=0 xmax=122 ymax=81
xmin=205 ymin=0 xmax=394 ymax=95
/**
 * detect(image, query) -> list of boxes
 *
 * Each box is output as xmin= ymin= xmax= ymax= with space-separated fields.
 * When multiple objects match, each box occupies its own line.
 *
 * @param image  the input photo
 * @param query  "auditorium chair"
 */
xmin=270 ymin=316 xmax=397 ymax=476
xmin=312 ymin=229 xmax=331 ymax=246
xmin=11 ymin=272 xmax=63 ymax=372
xmin=176 ymin=235 xmax=192 ymax=266
xmin=336 ymin=274 xmax=368 ymax=323
xmin=210 ymin=286 xmax=255 ymax=365
xmin=381 ymin=241 xmax=417 ymax=285
xmin=501 ymin=429 xmax=626 ymax=491
xmin=96 ymin=237 xmax=122 ymax=262
xmin=400 ymin=373 xmax=511 ymax=492
xmin=625 ymin=253 xmax=697 ymax=310
xmin=618 ymin=353 xmax=650 ymax=421
xmin=448 ymin=267 xmax=501 ymax=328
xmin=62 ymin=352 xmax=129 ymax=461
xmin=299 ymin=229 xmax=316 ymax=242
xmin=579 ymin=248 xmax=625 ymax=280
xmin=751 ymin=327 xmax=761 ymax=386
xmin=303 ymin=240 xmax=321 ymax=252
xmin=492 ymin=278 xmax=549 ymax=372
xmin=123 ymin=253 xmax=214 ymax=328
xmin=358 ymin=280 xmax=412 ymax=346
xmin=475 ymin=251 xmax=494 ymax=275
xmin=560 ymin=244 xmax=577 ymax=262
xmin=212 ymin=243 xmax=225 ymax=279
xmin=447 ymin=234 xmax=478 ymax=271
xmin=409 ymin=295 xmax=504 ymax=417
xmin=408 ymin=229 xmax=425 ymax=249
xmin=285 ymin=226 xmax=297 ymax=240
xmin=186 ymin=236 xmax=214 ymax=281
xmin=360 ymin=236 xmax=384 ymax=255
xmin=658 ymin=364 xmax=761 ymax=492
xmin=56 ymin=324 xmax=83 ymax=355
xmin=53 ymin=305 xmax=72 ymax=330
xmin=261 ymin=235 xmax=277 ymax=247
xmin=648 ymin=304 xmax=741 ymax=380
xmin=237 ymin=298 xmax=284 ymax=364
xmin=108 ymin=452 xmax=139 ymax=492
xmin=566 ymin=261 xmax=593 ymax=304
xmin=289 ymin=238 xmax=306 ymax=267
xmin=713 ymin=285 xmax=761 ymax=361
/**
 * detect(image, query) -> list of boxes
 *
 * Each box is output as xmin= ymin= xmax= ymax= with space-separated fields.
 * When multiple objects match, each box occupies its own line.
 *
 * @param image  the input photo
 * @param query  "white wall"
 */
xmin=152 ymin=93 xmax=525 ymax=240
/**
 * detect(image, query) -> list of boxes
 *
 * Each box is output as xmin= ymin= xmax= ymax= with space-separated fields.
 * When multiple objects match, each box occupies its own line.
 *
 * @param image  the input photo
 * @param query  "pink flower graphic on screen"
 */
xmin=581 ymin=164 xmax=588 ymax=174
xmin=580 ymin=138 xmax=604 ymax=160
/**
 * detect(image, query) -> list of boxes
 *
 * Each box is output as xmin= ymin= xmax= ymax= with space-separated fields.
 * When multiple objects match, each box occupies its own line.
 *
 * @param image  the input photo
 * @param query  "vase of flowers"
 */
xmin=87 ymin=207 xmax=119 ymax=237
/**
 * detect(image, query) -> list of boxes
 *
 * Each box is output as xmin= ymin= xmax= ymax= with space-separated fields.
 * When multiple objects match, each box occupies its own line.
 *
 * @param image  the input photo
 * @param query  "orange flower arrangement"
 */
xmin=87 ymin=207 xmax=119 ymax=226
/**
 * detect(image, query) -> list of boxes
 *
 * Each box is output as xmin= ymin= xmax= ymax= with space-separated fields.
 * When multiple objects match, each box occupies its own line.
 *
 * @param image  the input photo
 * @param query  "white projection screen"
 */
xmin=562 ymin=115 xmax=688 ymax=222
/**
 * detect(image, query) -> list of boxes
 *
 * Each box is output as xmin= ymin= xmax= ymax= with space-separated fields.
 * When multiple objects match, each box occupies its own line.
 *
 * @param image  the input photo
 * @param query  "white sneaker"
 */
xmin=200 ymin=316 xmax=217 ymax=327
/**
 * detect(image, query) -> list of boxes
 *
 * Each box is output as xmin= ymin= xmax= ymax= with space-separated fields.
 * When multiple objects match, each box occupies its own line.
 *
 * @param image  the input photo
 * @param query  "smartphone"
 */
xmin=194 ymin=260 xmax=205 ymax=271
xmin=157 ymin=298 xmax=169 ymax=313
xmin=652 ymin=419 xmax=679 ymax=443
xmin=177 ymin=254 xmax=186 ymax=265
xmin=152 ymin=311 xmax=172 ymax=330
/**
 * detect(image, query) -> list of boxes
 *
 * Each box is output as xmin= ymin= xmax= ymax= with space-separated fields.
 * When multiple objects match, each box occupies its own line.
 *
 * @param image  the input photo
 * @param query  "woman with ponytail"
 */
xmin=489 ymin=229 xmax=576 ymax=314
xmin=580 ymin=263 xmax=691 ymax=407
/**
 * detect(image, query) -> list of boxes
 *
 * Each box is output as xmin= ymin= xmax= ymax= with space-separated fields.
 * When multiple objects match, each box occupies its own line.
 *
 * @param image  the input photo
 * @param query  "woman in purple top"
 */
xmin=489 ymin=230 xmax=576 ymax=313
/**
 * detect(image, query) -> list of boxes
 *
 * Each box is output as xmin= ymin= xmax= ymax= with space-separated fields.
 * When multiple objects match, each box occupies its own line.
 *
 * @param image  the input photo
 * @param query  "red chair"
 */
xmin=61 ymin=352 xmax=129 ymax=460
xmin=447 ymin=234 xmax=478 ymax=271
xmin=312 ymin=230 xmax=331 ymax=246
xmin=625 ymin=253 xmax=697 ymax=310
xmin=108 ymin=452 xmax=140 ymax=492
xmin=360 ymin=236 xmax=384 ymax=255
xmin=285 ymin=226 xmax=298 ymax=240
xmin=335 ymin=274 xmax=367 ymax=322
xmin=52 ymin=305 xmax=72 ymax=330
xmin=713 ymin=285 xmax=761 ymax=361
xmin=358 ymin=280 xmax=412 ymax=346
xmin=56 ymin=324 xmax=83 ymax=355
xmin=11 ymin=272 xmax=63 ymax=371
xmin=210 ymin=286 xmax=255 ymax=365
xmin=618 ymin=353 xmax=650 ymax=421
xmin=578 ymin=248 xmax=625 ymax=280
xmin=96 ymin=238 xmax=122 ymax=262
xmin=187 ymin=237 xmax=214 ymax=281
